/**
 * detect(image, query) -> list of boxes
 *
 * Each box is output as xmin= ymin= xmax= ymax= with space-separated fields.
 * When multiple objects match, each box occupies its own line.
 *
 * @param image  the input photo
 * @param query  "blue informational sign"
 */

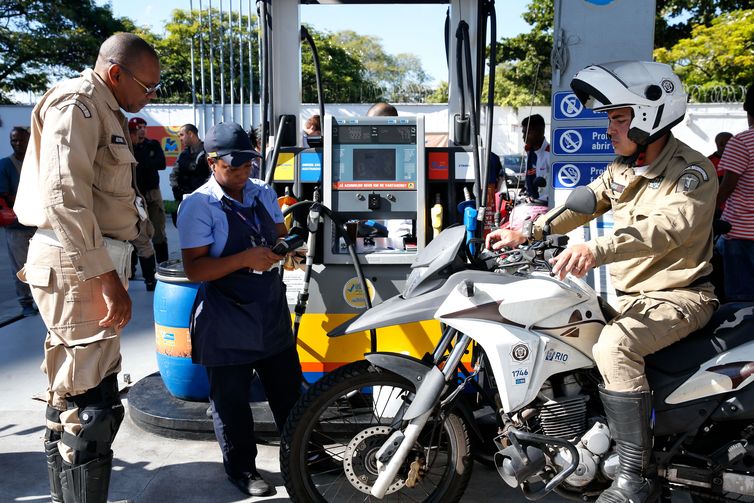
xmin=552 ymin=127 xmax=614 ymax=156
xmin=300 ymin=151 xmax=322 ymax=182
xmin=552 ymin=92 xmax=606 ymax=121
xmin=553 ymin=161 xmax=610 ymax=189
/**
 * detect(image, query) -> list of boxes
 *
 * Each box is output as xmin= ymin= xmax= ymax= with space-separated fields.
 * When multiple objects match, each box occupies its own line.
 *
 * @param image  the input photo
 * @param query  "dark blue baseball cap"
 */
xmin=204 ymin=122 xmax=261 ymax=167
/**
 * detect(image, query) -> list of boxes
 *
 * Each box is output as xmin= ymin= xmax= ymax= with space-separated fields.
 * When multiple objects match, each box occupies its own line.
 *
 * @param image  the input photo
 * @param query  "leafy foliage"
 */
xmin=655 ymin=9 xmax=754 ymax=102
xmin=0 ymin=0 xmax=132 ymax=103
xmin=655 ymin=0 xmax=753 ymax=49
xmin=139 ymin=8 xmax=259 ymax=105
xmin=328 ymin=30 xmax=433 ymax=103
xmin=489 ymin=0 xmax=553 ymax=106
xmin=301 ymin=28 xmax=376 ymax=103
xmin=491 ymin=0 xmax=753 ymax=107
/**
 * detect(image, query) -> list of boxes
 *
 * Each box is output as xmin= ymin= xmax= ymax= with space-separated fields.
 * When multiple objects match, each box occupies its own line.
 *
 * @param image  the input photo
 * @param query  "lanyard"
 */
xmin=220 ymin=195 xmax=263 ymax=238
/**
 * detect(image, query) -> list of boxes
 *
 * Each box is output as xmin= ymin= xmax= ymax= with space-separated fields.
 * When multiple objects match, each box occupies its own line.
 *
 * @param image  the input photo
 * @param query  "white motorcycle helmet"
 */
xmin=570 ymin=61 xmax=686 ymax=146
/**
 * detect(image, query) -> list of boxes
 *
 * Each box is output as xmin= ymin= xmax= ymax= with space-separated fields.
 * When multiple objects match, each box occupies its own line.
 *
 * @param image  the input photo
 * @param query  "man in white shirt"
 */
xmin=521 ymin=114 xmax=551 ymax=203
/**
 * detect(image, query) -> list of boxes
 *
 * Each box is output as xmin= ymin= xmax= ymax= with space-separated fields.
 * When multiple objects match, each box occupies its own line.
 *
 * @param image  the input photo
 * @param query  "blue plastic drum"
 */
xmin=153 ymin=260 xmax=209 ymax=400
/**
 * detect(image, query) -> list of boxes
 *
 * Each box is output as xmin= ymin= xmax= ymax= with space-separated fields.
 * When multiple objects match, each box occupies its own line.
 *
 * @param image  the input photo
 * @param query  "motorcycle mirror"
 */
xmin=542 ymin=186 xmax=597 ymax=236
xmin=564 ymin=186 xmax=597 ymax=215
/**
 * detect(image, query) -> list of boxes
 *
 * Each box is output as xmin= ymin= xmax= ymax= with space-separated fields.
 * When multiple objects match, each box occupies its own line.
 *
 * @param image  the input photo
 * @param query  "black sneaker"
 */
xmin=145 ymin=280 xmax=156 ymax=292
xmin=227 ymin=472 xmax=274 ymax=497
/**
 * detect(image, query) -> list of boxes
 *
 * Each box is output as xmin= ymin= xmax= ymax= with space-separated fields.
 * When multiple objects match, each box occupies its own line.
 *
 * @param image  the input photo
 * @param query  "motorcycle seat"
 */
xmin=645 ymin=302 xmax=754 ymax=375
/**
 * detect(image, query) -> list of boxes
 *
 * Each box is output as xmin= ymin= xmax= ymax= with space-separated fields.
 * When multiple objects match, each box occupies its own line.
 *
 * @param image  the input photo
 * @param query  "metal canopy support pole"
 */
xmin=268 ymin=0 xmax=300 ymax=144
xmin=208 ymin=0 xmax=216 ymax=127
xmin=447 ymin=0 xmax=480 ymax=145
xmin=248 ymin=0 xmax=254 ymax=129
xmin=219 ymin=0 xmax=226 ymax=122
xmin=229 ymin=0 xmax=235 ymax=122
xmin=190 ymin=0 xmax=197 ymax=126
xmin=238 ymin=0 xmax=244 ymax=128
xmin=198 ymin=0 xmax=207 ymax=137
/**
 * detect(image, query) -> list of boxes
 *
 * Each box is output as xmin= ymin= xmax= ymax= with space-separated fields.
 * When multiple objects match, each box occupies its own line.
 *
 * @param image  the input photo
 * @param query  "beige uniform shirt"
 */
xmin=16 ymin=68 xmax=143 ymax=281
xmin=534 ymin=134 xmax=717 ymax=293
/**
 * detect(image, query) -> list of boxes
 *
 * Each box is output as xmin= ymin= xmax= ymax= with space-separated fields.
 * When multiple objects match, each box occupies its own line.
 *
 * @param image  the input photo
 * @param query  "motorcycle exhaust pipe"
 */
xmin=494 ymin=444 xmax=546 ymax=488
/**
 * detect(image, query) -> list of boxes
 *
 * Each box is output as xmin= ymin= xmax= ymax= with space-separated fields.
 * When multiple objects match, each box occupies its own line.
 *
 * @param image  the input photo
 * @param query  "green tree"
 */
xmin=425 ymin=81 xmax=449 ymax=104
xmin=302 ymin=27 xmax=377 ymax=103
xmin=0 ymin=0 xmax=132 ymax=103
xmin=333 ymin=30 xmax=433 ymax=103
xmin=655 ymin=9 xmax=754 ymax=102
xmin=140 ymin=8 xmax=260 ymax=105
xmin=655 ymin=0 xmax=753 ymax=49
xmin=491 ymin=0 xmax=751 ymax=107
xmin=489 ymin=0 xmax=553 ymax=106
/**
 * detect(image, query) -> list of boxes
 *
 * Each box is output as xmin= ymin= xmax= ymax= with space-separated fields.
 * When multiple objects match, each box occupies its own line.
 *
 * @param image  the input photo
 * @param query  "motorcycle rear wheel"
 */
xmin=281 ymin=360 xmax=473 ymax=502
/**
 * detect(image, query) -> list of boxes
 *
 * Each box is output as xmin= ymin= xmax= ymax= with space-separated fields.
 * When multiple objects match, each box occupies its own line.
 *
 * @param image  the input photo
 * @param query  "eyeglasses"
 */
xmin=108 ymin=59 xmax=162 ymax=95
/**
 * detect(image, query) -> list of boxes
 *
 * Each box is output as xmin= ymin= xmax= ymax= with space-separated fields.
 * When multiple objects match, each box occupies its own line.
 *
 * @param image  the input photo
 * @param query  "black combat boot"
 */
xmin=45 ymin=432 xmax=64 ymax=502
xmin=60 ymin=452 xmax=113 ymax=503
xmin=139 ymin=255 xmax=157 ymax=291
xmin=597 ymin=387 xmax=659 ymax=503
xmin=45 ymin=406 xmax=64 ymax=502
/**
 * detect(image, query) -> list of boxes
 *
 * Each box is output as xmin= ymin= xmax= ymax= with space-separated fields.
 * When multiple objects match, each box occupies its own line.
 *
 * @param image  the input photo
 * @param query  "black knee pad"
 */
xmin=63 ymin=374 xmax=124 ymax=465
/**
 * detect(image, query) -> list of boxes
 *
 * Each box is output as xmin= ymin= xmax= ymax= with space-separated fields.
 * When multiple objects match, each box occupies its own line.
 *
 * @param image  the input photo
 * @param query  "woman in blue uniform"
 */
xmin=177 ymin=122 xmax=303 ymax=497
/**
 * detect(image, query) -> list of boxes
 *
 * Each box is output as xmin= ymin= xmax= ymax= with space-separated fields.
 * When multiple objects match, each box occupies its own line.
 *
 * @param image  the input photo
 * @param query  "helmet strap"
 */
xmin=617 ymin=143 xmax=648 ymax=168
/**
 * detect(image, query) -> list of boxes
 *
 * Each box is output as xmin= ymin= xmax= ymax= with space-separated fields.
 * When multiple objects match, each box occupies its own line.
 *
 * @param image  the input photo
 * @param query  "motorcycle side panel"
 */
xmin=654 ymin=398 xmax=720 ymax=436
xmin=437 ymin=275 xmax=600 ymax=412
xmin=665 ymin=340 xmax=754 ymax=404
xmin=712 ymin=385 xmax=754 ymax=422
xmin=438 ymin=315 xmax=594 ymax=412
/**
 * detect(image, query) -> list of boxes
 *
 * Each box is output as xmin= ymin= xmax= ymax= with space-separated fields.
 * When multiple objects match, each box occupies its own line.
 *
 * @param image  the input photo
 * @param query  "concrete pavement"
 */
xmin=0 ymin=220 xmax=569 ymax=502
xmin=0 ymin=221 xmax=689 ymax=503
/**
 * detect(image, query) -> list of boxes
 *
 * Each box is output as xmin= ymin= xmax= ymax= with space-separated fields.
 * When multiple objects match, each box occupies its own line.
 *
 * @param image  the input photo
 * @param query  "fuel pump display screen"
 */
xmin=353 ymin=149 xmax=395 ymax=180
xmin=331 ymin=122 xmax=417 ymax=188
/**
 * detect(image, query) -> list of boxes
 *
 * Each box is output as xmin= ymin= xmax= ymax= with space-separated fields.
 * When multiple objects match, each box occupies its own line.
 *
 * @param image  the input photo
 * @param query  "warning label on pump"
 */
xmin=333 ymin=181 xmax=415 ymax=190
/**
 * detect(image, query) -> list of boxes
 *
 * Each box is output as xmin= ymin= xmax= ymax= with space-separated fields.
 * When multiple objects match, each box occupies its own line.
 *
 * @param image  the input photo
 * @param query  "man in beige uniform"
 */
xmin=487 ymin=61 xmax=718 ymax=503
xmin=14 ymin=33 xmax=160 ymax=503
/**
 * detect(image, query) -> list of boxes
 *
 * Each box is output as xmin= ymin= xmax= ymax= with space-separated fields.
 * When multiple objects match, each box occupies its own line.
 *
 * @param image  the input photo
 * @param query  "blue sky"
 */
xmin=99 ymin=0 xmax=531 ymax=85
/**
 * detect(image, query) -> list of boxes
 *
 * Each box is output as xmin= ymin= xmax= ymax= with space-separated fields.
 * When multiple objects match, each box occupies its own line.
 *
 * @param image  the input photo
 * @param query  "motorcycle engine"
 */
xmin=540 ymin=376 xmax=613 ymax=487
xmin=553 ymin=422 xmax=612 ymax=487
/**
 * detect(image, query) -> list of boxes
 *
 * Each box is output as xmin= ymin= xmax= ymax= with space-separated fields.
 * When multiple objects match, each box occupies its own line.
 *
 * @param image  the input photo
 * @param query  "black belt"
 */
xmin=615 ymin=274 xmax=713 ymax=297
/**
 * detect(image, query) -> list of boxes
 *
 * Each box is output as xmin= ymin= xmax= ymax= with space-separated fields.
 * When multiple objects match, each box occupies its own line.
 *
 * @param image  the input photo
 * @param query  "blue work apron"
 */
xmin=190 ymin=195 xmax=293 ymax=366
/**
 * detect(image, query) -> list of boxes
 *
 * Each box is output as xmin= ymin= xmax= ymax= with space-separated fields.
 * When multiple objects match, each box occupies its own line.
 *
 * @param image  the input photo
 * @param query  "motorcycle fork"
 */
xmin=370 ymin=333 xmax=472 ymax=499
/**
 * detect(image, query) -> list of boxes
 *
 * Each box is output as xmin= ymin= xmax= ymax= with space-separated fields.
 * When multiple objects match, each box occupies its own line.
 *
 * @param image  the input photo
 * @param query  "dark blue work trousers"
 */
xmin=205 ymin=344 xmax=303 ymax=478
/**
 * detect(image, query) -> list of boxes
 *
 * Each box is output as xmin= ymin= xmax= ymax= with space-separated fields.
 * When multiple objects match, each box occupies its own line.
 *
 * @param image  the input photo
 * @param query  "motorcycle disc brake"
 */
xmin=343 ymin=425 xmax=405 ymax=495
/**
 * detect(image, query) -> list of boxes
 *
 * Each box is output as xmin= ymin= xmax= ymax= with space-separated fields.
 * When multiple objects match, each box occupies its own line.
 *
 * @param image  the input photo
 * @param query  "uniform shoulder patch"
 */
xmin=56 ymin=99 xmax=92 ymax=119
xmin=675 ymin=164 xmax=709 ymax=193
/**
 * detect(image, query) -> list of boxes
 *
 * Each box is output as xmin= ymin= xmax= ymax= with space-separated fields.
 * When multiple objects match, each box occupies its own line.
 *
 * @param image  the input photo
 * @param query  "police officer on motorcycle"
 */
xmin=486 ymin=61 xmax=719 ymax=503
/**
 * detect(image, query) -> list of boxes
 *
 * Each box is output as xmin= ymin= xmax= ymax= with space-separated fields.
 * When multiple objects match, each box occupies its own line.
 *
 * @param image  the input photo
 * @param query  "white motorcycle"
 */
xmin=280 ymin=186 xmax=754 ymax=503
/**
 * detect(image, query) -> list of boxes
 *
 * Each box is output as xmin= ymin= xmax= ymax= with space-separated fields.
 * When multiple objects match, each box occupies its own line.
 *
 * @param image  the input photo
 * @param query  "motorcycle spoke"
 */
xmin=282 ymin=361 xmax=472 ymax=502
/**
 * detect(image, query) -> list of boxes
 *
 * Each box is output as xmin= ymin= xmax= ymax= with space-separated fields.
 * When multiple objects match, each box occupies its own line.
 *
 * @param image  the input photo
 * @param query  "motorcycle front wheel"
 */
xmin=280 ymin=360 xmax=473 ymax=502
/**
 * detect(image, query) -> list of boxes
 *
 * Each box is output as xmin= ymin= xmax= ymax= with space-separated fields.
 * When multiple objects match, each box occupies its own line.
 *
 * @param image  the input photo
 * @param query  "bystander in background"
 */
xmin=716 ymin=84 xmax=754 ymax=301
xmin=0 ymin=126 xmax=37 ymax=316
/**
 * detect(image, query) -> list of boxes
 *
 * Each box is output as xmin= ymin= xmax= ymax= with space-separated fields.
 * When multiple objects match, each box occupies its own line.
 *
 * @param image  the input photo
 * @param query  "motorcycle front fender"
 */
xmin=365 ymin=352 xmax=446 ymax=421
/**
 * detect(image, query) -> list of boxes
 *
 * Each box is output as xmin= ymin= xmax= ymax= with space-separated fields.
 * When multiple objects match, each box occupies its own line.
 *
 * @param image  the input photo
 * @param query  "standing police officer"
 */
xmin=487 ymin=61 xmax=718 ymax=503
xmin=14 ymin=33 xmax=160 ymax=503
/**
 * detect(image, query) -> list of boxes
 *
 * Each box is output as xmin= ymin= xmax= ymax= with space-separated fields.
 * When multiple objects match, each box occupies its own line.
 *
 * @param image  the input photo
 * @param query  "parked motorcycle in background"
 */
xmin=280 ymin=186 xmax=754 ymax=503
